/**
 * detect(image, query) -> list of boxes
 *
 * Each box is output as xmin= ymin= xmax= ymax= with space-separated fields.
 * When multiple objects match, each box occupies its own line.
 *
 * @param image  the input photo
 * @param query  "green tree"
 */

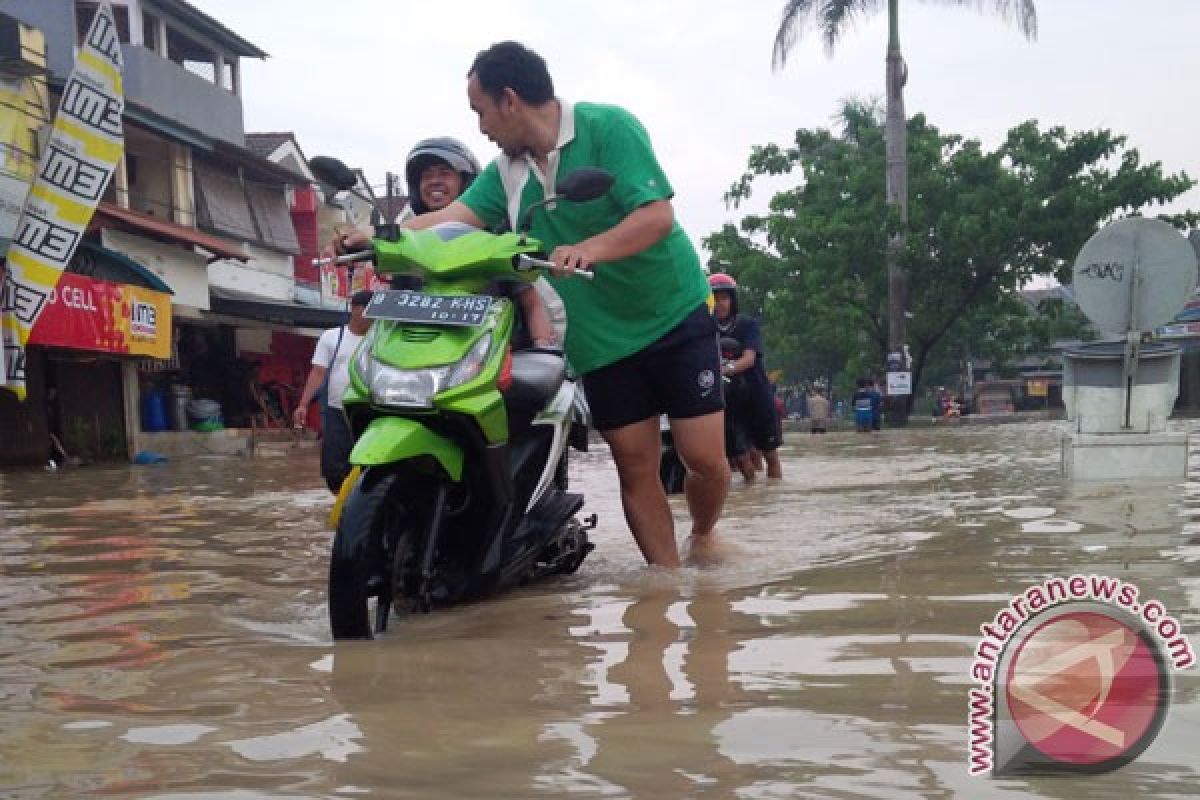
xmin=709 ymin=108 xmax=1197 ymax=409
xmin=772 ymin=0 xmax=1038 ymax=421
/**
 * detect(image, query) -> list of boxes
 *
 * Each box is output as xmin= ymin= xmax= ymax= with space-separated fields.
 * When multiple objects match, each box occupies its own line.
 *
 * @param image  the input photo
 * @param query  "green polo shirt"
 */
xmin=459 ymin=101 xmax=709 ymax=375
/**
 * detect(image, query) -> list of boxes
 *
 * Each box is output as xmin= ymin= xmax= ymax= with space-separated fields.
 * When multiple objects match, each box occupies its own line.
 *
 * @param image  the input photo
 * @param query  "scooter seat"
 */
xmin=506 ymin=350 xmax=566 ymax=412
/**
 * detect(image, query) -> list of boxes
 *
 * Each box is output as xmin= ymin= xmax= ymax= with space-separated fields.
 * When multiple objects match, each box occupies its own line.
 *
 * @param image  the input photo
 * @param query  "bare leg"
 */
xmin=764 ymin=448 xmax=783 ymax=480
xmin=733 ymin=453 xmax=755 ymax=482
xmin=670 ymin=412 xmax=732 ymax=565
xmin=601 ymin=417 xmax=680 ymax=567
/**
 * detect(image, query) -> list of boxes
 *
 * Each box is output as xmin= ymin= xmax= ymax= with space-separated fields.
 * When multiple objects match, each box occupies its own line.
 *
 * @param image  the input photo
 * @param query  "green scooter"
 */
xmin=310 ymin=157 xmax=610 ymax=640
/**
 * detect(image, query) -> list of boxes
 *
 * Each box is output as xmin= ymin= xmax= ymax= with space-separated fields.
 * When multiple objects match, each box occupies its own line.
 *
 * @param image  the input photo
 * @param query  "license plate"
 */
xmin=364 ymin=291 xmax=493 ymax=326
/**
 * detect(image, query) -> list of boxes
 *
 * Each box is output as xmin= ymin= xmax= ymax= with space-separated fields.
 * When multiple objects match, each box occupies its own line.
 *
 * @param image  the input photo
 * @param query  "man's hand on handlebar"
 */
xmin=330 ymin=225 xmax=372 ymax=255
xmin=313 ymin=225 xmax=375 ymax=267
xmin=549 ymin=242 xmax=597 ymax=279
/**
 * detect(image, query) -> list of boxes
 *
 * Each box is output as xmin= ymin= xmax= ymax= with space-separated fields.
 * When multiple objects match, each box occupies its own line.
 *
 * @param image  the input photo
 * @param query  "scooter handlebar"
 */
xmin=514 ymin=253 xmax=594 ymax=280
xmin=312 ymin=250 xmax=374 ymax=267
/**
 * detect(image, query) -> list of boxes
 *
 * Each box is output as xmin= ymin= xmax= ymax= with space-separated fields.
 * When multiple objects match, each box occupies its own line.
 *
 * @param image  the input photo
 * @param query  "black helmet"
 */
xmin=405 ymin=137 xmax=481 ymax=215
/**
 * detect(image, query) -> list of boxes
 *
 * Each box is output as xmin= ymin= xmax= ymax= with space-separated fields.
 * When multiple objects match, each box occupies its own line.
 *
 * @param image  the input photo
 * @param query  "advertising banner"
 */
xmin=1 ymin=2 xmax=124 ymax=398
xmin=28 ymin=272 xmax=171 ymax=359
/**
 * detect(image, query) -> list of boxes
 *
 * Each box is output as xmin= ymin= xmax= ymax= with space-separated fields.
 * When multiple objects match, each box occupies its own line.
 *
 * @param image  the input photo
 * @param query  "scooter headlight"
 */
xmin=356 ymin=331 xmax=493 ymax=409
xmin=444 ymin=332 xmax=493 ymax=389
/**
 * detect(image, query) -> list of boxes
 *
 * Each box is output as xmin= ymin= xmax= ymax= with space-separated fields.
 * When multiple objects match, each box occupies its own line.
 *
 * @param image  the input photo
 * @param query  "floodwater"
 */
xmin=1 ymin=420 xmax=1198 ymax=799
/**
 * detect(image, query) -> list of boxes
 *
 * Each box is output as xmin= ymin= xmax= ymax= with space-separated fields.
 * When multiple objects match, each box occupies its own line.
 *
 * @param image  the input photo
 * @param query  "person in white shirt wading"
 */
xmin=293 ymin=289 xmax=375 ymax=492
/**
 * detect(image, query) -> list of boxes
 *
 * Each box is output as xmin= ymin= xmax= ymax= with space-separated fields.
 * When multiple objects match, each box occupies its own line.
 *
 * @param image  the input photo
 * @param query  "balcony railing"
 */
xmin=120 ymin=43 xmax=244 ymax=145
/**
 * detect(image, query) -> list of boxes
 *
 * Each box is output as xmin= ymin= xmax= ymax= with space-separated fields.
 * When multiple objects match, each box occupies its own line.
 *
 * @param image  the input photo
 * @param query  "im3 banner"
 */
xmin=0 ymin=1 xmax=124 ymax=399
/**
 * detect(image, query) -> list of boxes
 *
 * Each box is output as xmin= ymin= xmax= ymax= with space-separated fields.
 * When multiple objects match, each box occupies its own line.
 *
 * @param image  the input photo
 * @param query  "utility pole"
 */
xmin=384 ymin=171 xmax=396 ymax=223
xmin=884 ymin=0 xmax=910 ymax=426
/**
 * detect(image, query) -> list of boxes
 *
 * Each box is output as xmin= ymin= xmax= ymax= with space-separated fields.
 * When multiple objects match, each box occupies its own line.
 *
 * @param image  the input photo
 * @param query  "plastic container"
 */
xmin=141 ymin=390 xmax=168 ymax=432
xmin=186 ymin=398 xmax=224 ymax=431
xmin=170 ymin=384 xmax=192 ymax=432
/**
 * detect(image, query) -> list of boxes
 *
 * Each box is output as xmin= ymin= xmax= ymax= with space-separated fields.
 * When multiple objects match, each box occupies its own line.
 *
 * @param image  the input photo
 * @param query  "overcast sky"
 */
xmin=196 ymin=0 xmax=1200 ymax=261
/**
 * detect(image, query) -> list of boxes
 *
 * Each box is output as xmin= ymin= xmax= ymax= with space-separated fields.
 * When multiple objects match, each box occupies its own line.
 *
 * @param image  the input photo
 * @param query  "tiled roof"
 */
xmin=245 ymin=132 xmax=295 ymax=161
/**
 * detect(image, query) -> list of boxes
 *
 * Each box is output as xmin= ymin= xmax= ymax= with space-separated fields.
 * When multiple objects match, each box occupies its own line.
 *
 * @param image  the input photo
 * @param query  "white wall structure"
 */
xmin=102 ymin=228 xmax=211 ymax=310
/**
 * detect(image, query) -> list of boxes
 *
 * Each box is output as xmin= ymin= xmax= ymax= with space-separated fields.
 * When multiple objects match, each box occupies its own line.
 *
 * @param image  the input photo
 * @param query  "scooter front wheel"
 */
xmin=328 ymin=471 xmax=414 ymax=640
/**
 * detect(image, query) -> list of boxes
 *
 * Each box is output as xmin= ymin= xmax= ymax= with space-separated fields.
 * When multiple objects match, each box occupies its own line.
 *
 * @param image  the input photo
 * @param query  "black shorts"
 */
xmin=726 ymin=383 xmax=783 ymax=455
xmin=583 ymin=304 xmax=723 ymax=432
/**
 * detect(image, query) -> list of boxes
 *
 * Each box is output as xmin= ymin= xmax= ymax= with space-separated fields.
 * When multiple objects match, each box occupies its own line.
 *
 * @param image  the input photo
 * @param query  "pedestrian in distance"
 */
xmin=338 ymin=41 xmax=731 ymax=567
xmin=868 ymin=378 xmax=883 ymax=431
xmin=807 ymin=386 xmax=830 ymax=434
xmin=852 ymin=379 xmax=874 ymax=433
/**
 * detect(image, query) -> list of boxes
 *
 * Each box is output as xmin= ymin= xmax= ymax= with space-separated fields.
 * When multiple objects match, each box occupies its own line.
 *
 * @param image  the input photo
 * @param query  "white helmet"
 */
xmin=404 ymin=137 xmax=481 ymax=215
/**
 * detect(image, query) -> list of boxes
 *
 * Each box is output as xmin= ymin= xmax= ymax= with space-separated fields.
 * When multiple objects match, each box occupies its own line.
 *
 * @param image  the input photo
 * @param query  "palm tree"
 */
xmin=773 ymin=0 xmax=1037 ymax=419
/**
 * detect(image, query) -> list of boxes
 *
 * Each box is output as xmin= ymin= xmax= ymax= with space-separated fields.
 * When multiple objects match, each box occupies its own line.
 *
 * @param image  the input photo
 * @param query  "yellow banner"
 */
xmin=1 ymin=2 xmax=124 ymax=399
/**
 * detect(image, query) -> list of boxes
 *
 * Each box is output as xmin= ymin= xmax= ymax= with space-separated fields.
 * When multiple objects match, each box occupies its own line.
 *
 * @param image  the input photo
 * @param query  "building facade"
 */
xmin=0 ymin=1 xmax=347 ymax=465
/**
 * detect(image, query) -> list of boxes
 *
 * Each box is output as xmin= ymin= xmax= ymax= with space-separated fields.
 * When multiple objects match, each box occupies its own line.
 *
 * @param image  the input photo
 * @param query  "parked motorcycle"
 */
xmin=310 ymin=157 xmax=613 ymax=640
xmin=659 ymin=414 xmax=686 ymax=494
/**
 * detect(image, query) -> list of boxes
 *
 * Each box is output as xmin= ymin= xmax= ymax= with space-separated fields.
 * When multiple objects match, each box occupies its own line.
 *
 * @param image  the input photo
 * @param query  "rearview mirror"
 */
xmin=555 ymin=168 xmax=614 ymax=203
xmin=309 ymin=156 xmax=359 ymax=191
xmin=517 ymin=168 xmax=615 ymax=232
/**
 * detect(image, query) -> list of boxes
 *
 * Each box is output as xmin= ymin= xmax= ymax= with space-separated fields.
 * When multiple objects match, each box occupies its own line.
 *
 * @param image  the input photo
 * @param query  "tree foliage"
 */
xmin=705 ymin=106 xmax=1198 ymax=403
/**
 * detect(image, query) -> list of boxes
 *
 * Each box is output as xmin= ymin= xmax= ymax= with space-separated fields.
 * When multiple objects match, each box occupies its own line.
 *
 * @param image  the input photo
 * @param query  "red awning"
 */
xmin=91 ymin=203 xmax=248 ymax=262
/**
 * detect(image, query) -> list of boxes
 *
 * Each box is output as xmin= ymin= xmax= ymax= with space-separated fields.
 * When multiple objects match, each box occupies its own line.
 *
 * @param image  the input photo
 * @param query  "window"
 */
xmin=245 ymin=183 xmax=300 ymax=253
xmin=166 ymin=27 xmax=216 ymax=84
xmin=142 ymin=11 xmax=159 ymax=52
xmin=194 ymin=160 xmax=258 ymax=241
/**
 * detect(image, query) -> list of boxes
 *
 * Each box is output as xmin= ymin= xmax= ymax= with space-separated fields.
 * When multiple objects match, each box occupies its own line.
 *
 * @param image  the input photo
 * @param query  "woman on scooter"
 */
xmin=392 ymin=137 xmax=557 ymax=349
xmin=709 ymin=273 xmax=783 ymax=481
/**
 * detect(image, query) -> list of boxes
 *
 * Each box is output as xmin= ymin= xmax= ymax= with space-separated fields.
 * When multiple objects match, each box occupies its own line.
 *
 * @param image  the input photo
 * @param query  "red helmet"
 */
xmin=708 ymin=272 xmax=737 ymax=292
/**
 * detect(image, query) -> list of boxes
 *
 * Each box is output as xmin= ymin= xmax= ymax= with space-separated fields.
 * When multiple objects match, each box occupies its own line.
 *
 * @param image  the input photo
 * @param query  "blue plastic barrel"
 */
xmin=142 ymin=390 xmax=168 ymax=432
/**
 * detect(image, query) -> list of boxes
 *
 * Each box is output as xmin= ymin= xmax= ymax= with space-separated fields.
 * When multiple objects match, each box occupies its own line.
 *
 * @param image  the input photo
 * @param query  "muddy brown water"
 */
xmin=1 ymin=421 xmax=1197 ymax=798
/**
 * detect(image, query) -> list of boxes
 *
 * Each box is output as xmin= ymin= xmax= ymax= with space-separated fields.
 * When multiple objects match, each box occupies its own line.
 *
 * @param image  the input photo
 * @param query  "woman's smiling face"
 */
xmin=419 ymin=162 xmax=464 ymax=212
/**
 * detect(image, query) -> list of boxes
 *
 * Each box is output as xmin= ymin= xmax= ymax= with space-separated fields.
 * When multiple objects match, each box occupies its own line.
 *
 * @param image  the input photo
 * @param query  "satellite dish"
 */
xmin=1071 ymin=217 xmax=1198 ymax=334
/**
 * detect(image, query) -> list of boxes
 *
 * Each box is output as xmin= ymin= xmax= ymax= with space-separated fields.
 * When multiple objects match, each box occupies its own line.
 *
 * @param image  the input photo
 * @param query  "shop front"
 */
xmin=0 ymin=266 xmax=174 ymax=466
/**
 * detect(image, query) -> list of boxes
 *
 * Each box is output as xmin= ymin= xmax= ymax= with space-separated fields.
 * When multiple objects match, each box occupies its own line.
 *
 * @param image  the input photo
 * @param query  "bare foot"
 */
xmin=683 ymin=531 xmax=743 ymax=568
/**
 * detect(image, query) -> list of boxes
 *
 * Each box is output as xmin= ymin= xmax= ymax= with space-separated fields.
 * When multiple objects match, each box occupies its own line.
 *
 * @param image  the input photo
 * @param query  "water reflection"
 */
xmin=0 ymin=422 xmax=1197 ymax=797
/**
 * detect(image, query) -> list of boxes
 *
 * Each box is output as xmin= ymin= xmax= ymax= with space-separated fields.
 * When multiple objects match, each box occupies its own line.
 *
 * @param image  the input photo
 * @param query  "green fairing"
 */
xmin=349 ymin=416 xmax=463 ymax=480
xmin=345 ymin=292 xmax=515 ymax=445
xmin=433 ymin=307 xmax=512 ymax=444
xmin=371 ymin=315 xmax=493 ymax=370
xmin=343 ymin=226 xmax=553 ymax=465
xmin=373 ymin=228 xmax=541 ymax=292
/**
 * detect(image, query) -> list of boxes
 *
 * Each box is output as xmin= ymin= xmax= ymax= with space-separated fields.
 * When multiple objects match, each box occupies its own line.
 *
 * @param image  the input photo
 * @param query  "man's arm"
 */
xmin=336 ymin=201 xmax=485 ymax=251
xmin=548 ymin=199 xmax=674 ymax=273
xmin=515 ymin=287 xmax=556 ymax=347
xmin=724 ymin=349 xmax=757 ymax=377
xmin=292 ymin=364 xmax=328 ymax=427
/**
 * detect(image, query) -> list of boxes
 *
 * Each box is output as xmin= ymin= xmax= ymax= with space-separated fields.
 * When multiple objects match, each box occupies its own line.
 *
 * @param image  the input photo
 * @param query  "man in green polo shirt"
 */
xmin=339 ymin=41 xmax=731 ymax=568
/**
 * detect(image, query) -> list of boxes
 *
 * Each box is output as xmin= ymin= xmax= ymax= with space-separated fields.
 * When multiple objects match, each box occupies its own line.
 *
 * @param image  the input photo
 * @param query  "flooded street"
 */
xmin=2 ymin=420 xmax=1198 ymax=798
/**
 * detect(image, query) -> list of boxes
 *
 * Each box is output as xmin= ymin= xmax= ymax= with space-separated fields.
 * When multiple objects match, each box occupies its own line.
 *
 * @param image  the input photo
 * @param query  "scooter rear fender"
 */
xmin=349 ymin=416 xmax=464 ymax=482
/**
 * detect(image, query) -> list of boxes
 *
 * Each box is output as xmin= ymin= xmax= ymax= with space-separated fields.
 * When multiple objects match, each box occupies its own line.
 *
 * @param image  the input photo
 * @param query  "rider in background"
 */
xmin=709 ymin=273 xmax=783 ymax=480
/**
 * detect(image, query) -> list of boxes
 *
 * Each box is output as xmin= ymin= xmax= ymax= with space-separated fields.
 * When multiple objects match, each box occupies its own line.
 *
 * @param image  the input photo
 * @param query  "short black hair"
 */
xmin=350 ymin=289 xmax=374 ymax=307
xmin=468 ymin=41 xmax=554 ymax=105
